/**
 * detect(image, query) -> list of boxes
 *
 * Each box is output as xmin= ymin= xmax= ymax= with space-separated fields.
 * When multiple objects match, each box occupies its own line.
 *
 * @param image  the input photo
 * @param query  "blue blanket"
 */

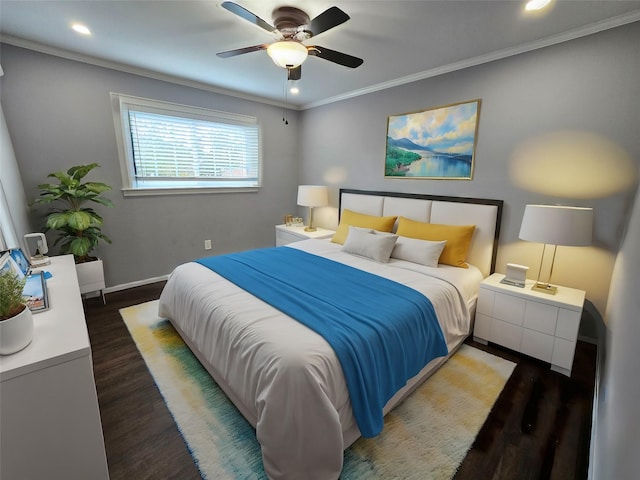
xmin=196 ymin=247 xmax=448 ymax=437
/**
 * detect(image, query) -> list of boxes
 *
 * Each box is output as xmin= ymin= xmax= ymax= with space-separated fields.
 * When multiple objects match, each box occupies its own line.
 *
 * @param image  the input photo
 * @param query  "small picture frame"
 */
xmin=9 ymin=248 xmax=31 ymax=278
xmin=1 ymin=249 xmax=49 ymax=313
xmin=23 ymin=271 xmax=49 ymax=313
xmin=1 ymin=250 xmax=26 ymax=279
xmin=0 ymin=251 xmax=10 ymax=275
xmin=500 ymin=263 xmax=529 ymax=288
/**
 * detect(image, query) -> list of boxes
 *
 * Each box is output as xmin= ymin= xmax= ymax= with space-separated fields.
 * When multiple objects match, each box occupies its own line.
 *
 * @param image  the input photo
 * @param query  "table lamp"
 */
xmin=297 ymin=185 xmax=328 ymax=232
xmin=518 ymin=204 xmax=593 ymax=294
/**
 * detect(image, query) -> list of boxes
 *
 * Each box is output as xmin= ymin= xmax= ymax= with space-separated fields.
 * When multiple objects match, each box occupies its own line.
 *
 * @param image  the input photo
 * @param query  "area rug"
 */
xmin=121 ymin=300 xmax=515 ymax=480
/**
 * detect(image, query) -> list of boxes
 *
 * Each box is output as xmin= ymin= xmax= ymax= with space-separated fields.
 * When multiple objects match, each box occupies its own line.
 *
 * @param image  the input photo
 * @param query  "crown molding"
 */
xmin=0 ymin=34 xmax=298 ymax=110
xmin=2 ymin=9 xmax=638 ymax=111
xmin=302 ymin=10 xmax=640 ymax=109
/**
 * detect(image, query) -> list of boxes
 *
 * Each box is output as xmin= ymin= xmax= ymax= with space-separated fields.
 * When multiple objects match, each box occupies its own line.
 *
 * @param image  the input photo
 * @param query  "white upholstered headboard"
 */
xmin=339 ymin=189 xmax=503 ymax=278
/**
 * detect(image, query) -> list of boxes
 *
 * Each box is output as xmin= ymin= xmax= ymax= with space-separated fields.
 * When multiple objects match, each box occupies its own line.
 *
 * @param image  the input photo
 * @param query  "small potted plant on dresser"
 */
xmin=0 ymin=269 xmax=33 ymax=355
xmin=32 ymin=163 xmax=114 ymax=301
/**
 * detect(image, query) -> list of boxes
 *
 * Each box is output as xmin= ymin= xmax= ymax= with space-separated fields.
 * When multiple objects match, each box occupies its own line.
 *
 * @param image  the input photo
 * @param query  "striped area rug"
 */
xmin=121 ymin=300 xmax=515 ymax=479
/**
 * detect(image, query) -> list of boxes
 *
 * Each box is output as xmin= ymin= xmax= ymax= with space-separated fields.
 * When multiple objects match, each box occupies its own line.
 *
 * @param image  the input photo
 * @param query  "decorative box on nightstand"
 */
xmin=275 ymin=224 xmax=335 ymax=246
xmin=473 ymin=273 xmax=585 ymax=376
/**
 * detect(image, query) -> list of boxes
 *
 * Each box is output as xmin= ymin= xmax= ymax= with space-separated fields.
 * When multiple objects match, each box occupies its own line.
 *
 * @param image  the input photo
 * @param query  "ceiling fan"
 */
xmin=217 ymin=1 xmax=364 ymax=80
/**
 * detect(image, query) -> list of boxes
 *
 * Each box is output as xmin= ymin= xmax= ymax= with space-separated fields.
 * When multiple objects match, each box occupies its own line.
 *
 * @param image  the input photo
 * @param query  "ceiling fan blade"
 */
xmin=308 ymin=45 xmax=363 ymax=68
xmin=288 ymin=66 xmax=302 ymax=81
xmin=221 ymin=2 xmax=275 ymax=33
xmin=217 ymin=44 xmax=269 ymax=58
xmin=307 ymin=6 xmax=350 ymax=36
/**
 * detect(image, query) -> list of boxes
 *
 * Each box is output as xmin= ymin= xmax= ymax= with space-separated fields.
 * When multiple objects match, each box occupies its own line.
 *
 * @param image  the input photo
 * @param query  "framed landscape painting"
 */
xmin=385 ymin=99 xmax=481 ymax=179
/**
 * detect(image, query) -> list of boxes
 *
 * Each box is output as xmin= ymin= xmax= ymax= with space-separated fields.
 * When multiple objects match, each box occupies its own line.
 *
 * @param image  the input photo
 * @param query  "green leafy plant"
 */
xmin=32 ymin=163 xmax=114 ymax=263
xmin=0 ymin=270 xmax=27 ymax=321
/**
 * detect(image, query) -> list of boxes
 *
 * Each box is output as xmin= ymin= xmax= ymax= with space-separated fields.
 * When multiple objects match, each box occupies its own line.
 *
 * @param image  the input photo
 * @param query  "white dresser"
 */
xmin=473 ymin=273 xmax=585 ymax=376
xmin=0 ymin=255 xmax=109 ymax=480
xmin=275 ymin=224 xmax=335 ymax=246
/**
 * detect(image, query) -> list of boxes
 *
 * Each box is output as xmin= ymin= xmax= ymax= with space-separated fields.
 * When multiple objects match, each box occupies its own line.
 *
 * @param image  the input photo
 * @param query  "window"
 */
xmin=111 ymin=93 xmax=261 ymax=195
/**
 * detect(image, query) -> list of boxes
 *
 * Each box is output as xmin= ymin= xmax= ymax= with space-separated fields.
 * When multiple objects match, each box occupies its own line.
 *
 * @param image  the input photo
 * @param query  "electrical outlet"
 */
xmin=204 ymin=239 xmax=212 ymax=250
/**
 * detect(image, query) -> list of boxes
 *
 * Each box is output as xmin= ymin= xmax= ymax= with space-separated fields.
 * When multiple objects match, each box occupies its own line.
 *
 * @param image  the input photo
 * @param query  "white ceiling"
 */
xmin=1 ymin=1 xmax=639 ymax=109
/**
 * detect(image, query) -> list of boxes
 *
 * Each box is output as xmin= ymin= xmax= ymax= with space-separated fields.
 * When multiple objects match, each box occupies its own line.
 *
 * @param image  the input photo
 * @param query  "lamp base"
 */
xmin=304 ymin=226 xmax=317 ymax=232
xmin=531 ymin=283 xmax=558 ymax=295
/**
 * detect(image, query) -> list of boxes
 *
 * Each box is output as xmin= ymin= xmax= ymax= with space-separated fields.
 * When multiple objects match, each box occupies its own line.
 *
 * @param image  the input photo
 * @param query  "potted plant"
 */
xmin=0 ymin=269 xmax=33 ymax=355
xmin=31 ymin=163 xmax=114 ymax=295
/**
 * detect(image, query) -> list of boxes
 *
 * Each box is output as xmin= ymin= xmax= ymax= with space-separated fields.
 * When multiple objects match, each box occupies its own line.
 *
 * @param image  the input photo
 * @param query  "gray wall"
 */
xmin=0 ymin=44 xmax=300 ymax=288
xmin=299 ymin=22 xmax=640 ymax=318
xmin=594 ymin=185 xmax=640 ymax=479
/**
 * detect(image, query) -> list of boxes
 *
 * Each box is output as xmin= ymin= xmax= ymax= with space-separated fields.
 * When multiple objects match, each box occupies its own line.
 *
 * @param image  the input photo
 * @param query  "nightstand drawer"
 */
xmin=490 ymin=319 xmax=523 ymax=352
xmin=552 ymin=337 xmax=576 ymax=371
xmin=275 ymin=225 xmax=335 ymax=246
xmin=523 ymin=301 xmax=558 ymax=335
xmin=521 ymin=328 xmax=554 ymax=362
xmin=474 ymin=312 xmax=492 ymax=341
xmin=276 ymin=229 xmax=303 ymax=246
xmin=476 ymin=289 xmax=495 ymax=316
xmin=555 ymin=309 xmax=581 ymax=341
xmin=493 ymin=293 xmax=525 ymax=326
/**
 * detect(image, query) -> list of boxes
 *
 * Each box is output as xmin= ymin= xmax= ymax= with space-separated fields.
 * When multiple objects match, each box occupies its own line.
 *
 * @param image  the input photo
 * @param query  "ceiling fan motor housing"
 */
xmin=272 ymin=6 xmax=310 ymax=38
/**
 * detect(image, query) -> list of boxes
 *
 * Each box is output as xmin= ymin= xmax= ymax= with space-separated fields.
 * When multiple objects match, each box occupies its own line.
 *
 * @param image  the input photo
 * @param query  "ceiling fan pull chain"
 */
xmin=282 ymin=75 xmax=289 ymax=125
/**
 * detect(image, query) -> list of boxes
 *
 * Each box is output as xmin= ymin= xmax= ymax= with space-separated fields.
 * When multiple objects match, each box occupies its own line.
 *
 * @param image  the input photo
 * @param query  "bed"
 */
xmin=158 ymin=189 xmax=503 ymax=479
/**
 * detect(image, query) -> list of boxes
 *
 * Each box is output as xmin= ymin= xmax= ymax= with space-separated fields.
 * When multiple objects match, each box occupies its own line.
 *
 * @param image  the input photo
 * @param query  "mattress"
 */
xmin=158 ymin=239 xmax=483 ymax=479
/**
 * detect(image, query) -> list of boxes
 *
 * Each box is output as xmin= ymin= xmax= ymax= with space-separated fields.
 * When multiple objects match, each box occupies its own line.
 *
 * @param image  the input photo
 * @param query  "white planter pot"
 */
xmin=0 ymin=305 xmax=34 ymax=355
xmin=76 ymin=259 xmax=105 ymax=295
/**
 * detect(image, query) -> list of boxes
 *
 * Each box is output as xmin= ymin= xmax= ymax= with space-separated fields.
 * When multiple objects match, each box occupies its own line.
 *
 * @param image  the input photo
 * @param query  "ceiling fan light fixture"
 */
xmin=71 ymin=23 xmax=91 ymax=35
xmin=267 ymin=41 xmax=308 ymax=68
xmin=525 ymin=0 xmax=551 ymax=11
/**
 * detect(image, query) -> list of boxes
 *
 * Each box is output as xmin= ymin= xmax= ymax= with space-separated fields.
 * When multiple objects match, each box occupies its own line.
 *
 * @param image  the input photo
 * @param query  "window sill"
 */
xmin=121 ymin=186 xmax=260 ymax=197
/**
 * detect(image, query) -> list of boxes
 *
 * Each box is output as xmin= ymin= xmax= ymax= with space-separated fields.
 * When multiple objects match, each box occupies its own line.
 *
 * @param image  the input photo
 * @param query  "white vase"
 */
xmin=0 ymin=305 xmax=34 ymax=355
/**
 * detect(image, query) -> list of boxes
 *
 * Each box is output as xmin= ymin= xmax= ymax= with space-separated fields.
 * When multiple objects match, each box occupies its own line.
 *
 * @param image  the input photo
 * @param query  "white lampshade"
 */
xmin=519 ymin=204 xmax=593 ymax=246
xmin=297 ymin=185 xmax=328 ymax=208
xmin=519 ymin=204 xmax=593 ymax=295
xmin=267 ymin=41 xmax=308 ymax=68
xmin=297 ymin=185 xmax=328 ymax=233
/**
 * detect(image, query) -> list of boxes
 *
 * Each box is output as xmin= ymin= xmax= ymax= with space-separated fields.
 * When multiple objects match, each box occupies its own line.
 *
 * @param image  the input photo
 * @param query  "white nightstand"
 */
xmin=473 ymin=273 xmax=585 ymax=376
xmin=275 ymin=224 xmax=335 ymax=246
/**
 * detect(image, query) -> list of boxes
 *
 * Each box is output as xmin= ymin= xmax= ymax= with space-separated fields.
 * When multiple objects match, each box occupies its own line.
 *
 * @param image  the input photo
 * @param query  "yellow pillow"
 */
xmin=331 ymin=209 xmax=397 ymax=244
xmin=396 ymin=217 xmax=475 ymax=268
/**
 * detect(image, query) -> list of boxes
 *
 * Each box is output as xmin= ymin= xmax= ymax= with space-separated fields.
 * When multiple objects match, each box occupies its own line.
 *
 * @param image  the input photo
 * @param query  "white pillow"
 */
xmin=391 ymin=236 xmax=447 ymax=267
xmin=342 ymin=226 xmax=398 ymax=263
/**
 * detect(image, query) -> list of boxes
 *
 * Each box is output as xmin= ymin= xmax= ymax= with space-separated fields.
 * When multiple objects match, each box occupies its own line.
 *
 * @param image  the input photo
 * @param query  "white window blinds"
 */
xmin=111 ymin=93 xmax=261 ymax=195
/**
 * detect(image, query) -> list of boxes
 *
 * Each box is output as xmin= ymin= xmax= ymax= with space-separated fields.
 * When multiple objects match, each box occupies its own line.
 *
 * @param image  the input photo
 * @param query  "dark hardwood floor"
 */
xmin=84 ymin=283 xmax=596 ymax=480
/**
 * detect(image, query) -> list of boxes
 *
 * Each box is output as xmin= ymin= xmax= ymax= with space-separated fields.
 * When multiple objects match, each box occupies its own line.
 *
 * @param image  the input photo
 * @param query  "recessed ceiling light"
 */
xmin=525 ymin=0 xmax=551 ymax=11
xmin=289 ymin=86 xmax=300 ymax=95
xmin=72 ymin=23 xmax=91 ymax=35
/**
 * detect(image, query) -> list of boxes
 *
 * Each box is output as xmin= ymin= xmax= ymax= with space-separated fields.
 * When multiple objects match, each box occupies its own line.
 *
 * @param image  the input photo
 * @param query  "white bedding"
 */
xmin=158 ymin=239 xmax=483 ymax=480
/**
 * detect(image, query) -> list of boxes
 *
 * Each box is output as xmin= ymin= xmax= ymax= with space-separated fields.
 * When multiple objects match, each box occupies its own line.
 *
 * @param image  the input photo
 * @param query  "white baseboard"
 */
xmin=104 ymin=274 xmax=170 ymax=294
xmin=586 ymin=307 xmax=607 ymax=480
xmin=587 ymin=344 xmax=603 ymax=480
